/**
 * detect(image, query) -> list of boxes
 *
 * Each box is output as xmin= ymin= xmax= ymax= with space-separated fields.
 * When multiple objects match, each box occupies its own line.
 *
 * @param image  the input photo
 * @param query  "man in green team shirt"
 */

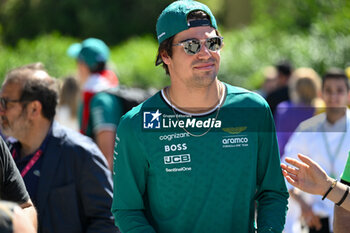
xmin=111 ymin=1 xmax=289 ymax=232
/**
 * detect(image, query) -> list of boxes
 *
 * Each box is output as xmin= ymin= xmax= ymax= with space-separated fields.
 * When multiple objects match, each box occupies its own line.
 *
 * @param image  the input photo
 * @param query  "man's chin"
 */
xmin=0 ymin=127 xmax=12 ymax=137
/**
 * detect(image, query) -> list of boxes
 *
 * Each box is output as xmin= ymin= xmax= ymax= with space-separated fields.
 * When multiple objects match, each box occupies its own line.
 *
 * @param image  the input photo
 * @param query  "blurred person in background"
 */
xmin=266 ymin=60 xmax=293 ymax=115
xmin=0 ymin=63 xmax=118 ymax=233
xmin=67 ymin=38 xmax=119 ymax=167
xmin=55 ymin=76 xmax=80 ymax=131
xmin=283 ymin=68 xmax=350 ymax=233
xmin=275 ymin=67 xmax=323 ymax=157
xmin=67 ymin=38 xmax=119 ymax=135
xmin=281 ymin=153 xmax=350 ymax=233
xmin=255 ymin=66 xmax=278 ymax=98
xmin=88 ymin=86 xmax=154 ymax=170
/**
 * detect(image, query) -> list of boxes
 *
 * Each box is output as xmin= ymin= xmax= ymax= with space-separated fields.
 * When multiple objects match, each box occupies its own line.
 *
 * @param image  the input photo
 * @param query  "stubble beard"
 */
xmin=190 ymin=70 xmax=217 ymax=88
xmin=0 ymin=111 xmax=30 ymax=139
xmin=189 ymin=58 xmax=219 ymax=88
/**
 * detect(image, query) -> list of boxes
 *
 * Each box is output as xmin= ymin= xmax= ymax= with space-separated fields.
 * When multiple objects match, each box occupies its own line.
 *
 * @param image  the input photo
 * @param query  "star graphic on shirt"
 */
xmin=151 ymin=110 xmax=161 ymax=122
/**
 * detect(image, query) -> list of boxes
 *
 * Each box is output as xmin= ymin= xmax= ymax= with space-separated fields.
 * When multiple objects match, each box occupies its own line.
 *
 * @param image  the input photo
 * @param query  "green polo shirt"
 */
xmin=112 ymin=83 xmax=288 ymax=233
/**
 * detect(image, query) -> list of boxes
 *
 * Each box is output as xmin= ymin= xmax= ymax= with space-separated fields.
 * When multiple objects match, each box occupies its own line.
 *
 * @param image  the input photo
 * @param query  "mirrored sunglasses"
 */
xmin=173 ymin=36 xmax=223 ymax=55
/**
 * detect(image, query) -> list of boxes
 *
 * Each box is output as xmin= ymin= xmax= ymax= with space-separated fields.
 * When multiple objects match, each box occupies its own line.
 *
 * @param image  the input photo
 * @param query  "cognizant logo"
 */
xmin=159 ymin=132 xmax=190 ymax=141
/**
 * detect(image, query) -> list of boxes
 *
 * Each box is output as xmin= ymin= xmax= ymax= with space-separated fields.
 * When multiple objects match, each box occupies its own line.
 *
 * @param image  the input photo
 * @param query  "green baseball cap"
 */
xmin=155 ymin=0 xmax=217 ymax=65
xmin=67 ymin=38 xmax=110 ymax=70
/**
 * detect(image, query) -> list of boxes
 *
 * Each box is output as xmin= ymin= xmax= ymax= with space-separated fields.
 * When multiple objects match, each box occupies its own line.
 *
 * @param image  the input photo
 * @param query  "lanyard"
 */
xmin=321 ymin=124 xmax=346 ymax=178
xmin=12 ymin=149 xmax=43 ymax=178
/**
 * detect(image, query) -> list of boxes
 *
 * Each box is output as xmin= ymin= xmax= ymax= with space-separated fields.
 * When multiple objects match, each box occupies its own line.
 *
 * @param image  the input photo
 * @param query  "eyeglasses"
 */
xmin=0 ymin=97 xmax=22 ymax=110
xmin=173 ymin=36 xmax=223 ymax=55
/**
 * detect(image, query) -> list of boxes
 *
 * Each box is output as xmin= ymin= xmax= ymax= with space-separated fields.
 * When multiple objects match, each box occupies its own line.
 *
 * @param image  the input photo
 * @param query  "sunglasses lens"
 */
xmin=206 ymin=37 xmax=222 ymax=52
xmin=179 ymin=37 xmax=223 ymax=55
xmin=183 ymin=40 xmax=201 ymax=55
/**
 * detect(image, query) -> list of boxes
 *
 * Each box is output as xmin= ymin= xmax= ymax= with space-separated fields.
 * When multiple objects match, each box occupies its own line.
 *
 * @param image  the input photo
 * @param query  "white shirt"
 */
xmin=283 ymin=109 xmax=350 ymax=232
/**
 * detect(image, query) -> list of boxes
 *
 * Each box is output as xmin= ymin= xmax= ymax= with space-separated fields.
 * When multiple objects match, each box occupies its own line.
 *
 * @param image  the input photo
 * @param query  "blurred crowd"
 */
xmin=256 ymin=61 xmax=350 ymax=233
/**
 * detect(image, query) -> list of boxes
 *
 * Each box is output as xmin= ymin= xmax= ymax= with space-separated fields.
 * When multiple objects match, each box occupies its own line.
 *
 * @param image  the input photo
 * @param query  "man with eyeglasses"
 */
xmin=111 ymin=1 xmax=288 ymax=232
xmin=0 ymin=63 xmax=118 ymax=233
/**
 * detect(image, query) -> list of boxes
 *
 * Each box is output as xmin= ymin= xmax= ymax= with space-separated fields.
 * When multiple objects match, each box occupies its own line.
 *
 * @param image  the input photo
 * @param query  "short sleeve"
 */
xmin=90 ymin=93 xmax=124 ymax=134
xmin=0 ymin=138 xmax=29 ymax=204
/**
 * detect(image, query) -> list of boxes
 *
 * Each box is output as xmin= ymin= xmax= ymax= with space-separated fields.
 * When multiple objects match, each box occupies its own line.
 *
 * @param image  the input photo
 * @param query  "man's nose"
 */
xmin=197 ymin=43 xmax=211 ymax=58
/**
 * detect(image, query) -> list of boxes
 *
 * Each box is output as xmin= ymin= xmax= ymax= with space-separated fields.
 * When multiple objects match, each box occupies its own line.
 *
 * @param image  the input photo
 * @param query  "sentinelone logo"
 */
xmin=143 ymin=110 xmax=221 ymax=129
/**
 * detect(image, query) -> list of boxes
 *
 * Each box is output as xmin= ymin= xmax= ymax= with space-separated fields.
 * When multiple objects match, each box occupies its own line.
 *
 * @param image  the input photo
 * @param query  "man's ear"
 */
xmin=27 ymin=100 xmax=42 ymax=118
xmin=160 ymin=50 xmax=171 ymax=65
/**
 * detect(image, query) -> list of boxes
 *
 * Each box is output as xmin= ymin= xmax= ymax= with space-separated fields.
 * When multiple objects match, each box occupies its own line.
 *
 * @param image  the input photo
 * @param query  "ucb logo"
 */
xmin=164 ymin=154 xmax=191 ymax=164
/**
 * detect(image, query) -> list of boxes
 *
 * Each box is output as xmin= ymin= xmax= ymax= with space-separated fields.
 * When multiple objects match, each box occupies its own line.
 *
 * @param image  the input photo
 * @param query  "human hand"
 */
xmin=281 ymin=154 xmax=332 ymax=196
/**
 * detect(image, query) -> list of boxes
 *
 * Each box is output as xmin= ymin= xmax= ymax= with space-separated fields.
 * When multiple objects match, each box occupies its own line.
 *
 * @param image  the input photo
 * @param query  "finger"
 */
xmin=297 ymin=154 xmax=316 ymax=167
xmin=284 ymin=157 xmax=308 ymax=170
xmin=282 ymin=170 xmax=298 ymax=186
xmin=281 ymin=163 xmax=299 ymax=176
xmin=282 ymin=168 xmax=297 ymax=178
xmin=298 ymin=153 xmax=327 ymax=174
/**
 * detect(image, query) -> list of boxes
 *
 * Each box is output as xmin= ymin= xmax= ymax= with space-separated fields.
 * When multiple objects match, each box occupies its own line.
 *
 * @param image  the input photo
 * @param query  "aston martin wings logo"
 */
xmin=222 ymin=126 xmax=247 ymax=134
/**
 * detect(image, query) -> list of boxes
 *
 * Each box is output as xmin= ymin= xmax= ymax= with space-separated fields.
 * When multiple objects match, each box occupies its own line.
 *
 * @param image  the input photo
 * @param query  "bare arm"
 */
xmin=13 ymin=204 xmax=36 ymax=233
xmin=281 ymin=153 xmax=350 ymax=211
xmin=96 ymin=130 xmax=116 ymax=171
xmin=334 ymin=205 xmax=350 ymax=233
xmin=19 ymin=199 xmax=37 ymax=231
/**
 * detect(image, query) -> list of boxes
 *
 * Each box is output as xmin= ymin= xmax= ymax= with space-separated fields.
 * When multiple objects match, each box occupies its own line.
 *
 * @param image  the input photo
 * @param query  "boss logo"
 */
xmin=164 ymin=143 xmax=187 ymax=152
xmin=164 ymin=154 xmax=191 ymax=164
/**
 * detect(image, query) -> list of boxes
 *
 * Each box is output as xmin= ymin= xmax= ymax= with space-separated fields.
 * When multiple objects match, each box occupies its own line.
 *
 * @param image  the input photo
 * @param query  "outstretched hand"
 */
xmin=281 ymin=154 xmax=331 ymax=196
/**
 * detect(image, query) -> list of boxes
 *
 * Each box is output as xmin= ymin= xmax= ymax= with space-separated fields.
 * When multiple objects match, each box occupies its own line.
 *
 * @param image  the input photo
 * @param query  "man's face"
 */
xmin=0 ymin=83 xmax=31 ymax=139
xmin=164 ymin=26 xmax=221 ymax=88
xmin=322 ymin=78 xmax=349 ymax=109
xmin=77 ymin=61 xmax=90 ymax=85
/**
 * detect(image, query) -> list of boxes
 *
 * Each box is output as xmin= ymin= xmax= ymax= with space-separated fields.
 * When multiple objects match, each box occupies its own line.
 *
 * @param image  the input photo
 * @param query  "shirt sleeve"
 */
xmin=111 ymin=115 xmax=155 ymax=233
xmin=1 ymin=137 xmax=29 ymax=204
xmin=90 ymin=93 xmax=124 ymax=134
xmin=78 ymin=141 xmax=117 ymax=233
xmin=255 ymin=104 xmax=289 ymax=233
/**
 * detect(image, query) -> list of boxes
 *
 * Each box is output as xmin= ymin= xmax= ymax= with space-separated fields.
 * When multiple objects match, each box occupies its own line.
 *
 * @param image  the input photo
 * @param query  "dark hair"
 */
xmin=89 ymin=61 xmax=106 ymax=73
xmin=59 ymin=76 xmax=80 ymax=118
xmin=4 ymin=63 xmax=58 ymax=121
xmin=322 ymin=68 xmax=350 ymax=91
xmin=157 ymin=10 xmax=214 ymax=75
xmin=276 ymin=60 xmax=293 ymax=77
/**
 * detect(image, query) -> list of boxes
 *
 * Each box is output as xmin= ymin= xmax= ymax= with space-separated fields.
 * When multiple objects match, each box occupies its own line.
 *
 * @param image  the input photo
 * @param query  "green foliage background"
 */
xmin=0 ymin=0 xmax=349 ymax=90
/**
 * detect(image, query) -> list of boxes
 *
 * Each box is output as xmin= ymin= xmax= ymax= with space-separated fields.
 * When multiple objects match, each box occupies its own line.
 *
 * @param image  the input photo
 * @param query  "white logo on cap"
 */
xmin=158 ymin=32 xmax=166 ymax=39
